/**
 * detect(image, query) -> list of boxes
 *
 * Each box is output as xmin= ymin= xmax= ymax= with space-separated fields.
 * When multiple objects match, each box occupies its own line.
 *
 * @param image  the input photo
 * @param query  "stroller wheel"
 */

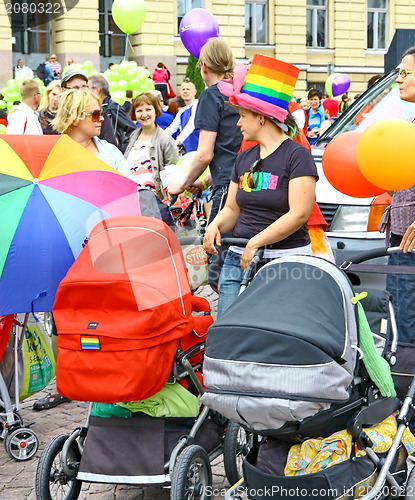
xmin=223 ymin=421 xmax=252 ymax=486
xmin=4 ymin=426 xmax=39 ymax=461
xmin=170 ymin=444 xmax=212 ymax=499
xmin=44 ymin=312 xmax=57 ymax=337
xmin=0 ymin=409 xmax=24 ymax=440
xmin=35 ymin=434 xmax=82 ymax=500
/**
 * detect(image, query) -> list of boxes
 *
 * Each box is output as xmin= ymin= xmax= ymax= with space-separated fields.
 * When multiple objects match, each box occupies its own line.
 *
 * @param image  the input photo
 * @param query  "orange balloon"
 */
xmin=322 ymin=131 xmax=385 ymax=198
xmin=356 ymin=118 xmax=415 ymax=191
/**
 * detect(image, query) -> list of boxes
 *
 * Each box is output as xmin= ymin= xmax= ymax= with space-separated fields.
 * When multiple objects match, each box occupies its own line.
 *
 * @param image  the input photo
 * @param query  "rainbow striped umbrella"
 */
xmin=0 ymin=135 xmax=141 ymax=314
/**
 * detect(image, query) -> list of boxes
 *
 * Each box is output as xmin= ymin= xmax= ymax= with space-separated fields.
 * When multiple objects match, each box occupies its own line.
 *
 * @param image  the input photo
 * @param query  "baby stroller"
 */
xmin=0 ymin=313 xmax=40 ymax=460
xmin=201 ymin=243 xmax=415 ymax=499
xmin=35 ymin=216 xmax=247 ymax=500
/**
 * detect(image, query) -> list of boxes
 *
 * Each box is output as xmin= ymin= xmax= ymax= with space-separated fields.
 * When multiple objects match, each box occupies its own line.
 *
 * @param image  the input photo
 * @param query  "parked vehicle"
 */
xmin=313 ymin=68 xmax=415 ymax=285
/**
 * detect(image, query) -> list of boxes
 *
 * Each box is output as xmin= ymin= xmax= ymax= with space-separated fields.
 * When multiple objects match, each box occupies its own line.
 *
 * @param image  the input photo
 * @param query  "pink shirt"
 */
xmin=152 ymin=68 xmax=168 ymax=84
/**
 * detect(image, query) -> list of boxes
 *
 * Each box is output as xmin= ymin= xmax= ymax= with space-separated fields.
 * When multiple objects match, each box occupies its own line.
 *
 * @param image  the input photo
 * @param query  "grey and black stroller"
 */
xmin=201 ymin=246 xmax=415 ymax=500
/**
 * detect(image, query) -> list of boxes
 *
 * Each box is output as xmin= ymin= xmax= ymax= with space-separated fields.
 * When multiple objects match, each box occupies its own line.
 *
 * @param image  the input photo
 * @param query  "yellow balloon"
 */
xmin=356 ymin=118 xmax=415 ymax=191
xmin=176 ymin=152 xmax=210 ymax=180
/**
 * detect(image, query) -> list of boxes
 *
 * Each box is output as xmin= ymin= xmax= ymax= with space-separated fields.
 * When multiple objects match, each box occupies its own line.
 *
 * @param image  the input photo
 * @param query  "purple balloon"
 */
xmin=179 ymin=8 xmax=219 ymax=59
xmin=332 ymin=74 xmax=351 ymax=97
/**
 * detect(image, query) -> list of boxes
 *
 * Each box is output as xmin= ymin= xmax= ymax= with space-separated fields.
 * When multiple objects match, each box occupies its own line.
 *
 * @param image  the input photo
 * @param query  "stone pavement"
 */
xmin=0 ymin=286 xmax=235 ymax=500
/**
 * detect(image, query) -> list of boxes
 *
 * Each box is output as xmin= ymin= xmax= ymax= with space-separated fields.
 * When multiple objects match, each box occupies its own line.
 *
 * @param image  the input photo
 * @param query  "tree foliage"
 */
xmin=184 ymin=55 xmax=205 ymax=97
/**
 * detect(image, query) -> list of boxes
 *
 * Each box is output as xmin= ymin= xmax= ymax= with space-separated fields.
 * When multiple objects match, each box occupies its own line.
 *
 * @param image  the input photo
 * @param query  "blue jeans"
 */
xmin=217 ymin=250 xmax=273 ymax=317
xmin=386 ymin=251 xmax=415 ymax=343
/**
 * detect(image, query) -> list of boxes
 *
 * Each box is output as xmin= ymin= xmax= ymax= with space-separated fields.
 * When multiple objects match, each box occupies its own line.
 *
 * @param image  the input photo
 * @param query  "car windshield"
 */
xmin=316 ymin=68 xmax=415 ymax=144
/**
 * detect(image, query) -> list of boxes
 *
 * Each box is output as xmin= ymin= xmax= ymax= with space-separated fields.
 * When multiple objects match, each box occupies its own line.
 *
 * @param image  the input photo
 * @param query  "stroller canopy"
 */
xmin=54 ymin=216 xmax=195 ymax=402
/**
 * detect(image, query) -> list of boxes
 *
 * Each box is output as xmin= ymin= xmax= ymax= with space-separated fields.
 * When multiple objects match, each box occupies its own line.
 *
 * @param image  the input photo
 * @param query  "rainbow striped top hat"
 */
xmin=218 ymin=54 xmax=300 ymax=127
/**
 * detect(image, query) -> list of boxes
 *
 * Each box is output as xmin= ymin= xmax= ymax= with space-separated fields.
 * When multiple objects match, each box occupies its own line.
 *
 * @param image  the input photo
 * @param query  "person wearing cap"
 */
xmin=319 ymin=98 xmax=339 ymax=135
xmin=61 ymin=70 xmax=118 ymax=148
xmin=203 ymin=55 xmax=318 ymax=316
xmin=60 ymin=70 xmax=89 ymax=90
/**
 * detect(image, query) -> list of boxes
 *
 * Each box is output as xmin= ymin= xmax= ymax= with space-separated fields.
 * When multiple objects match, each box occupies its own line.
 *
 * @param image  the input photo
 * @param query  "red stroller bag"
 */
xmin=54 ymin=216 xmax=201 ymax=403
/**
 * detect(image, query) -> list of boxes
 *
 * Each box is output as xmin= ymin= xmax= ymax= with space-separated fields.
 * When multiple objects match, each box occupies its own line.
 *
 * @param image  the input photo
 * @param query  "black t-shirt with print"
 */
xmin=230 ymin=140 xmax=318 ymax=249
xmin=195 ymin=84 xmax=242 ymax=187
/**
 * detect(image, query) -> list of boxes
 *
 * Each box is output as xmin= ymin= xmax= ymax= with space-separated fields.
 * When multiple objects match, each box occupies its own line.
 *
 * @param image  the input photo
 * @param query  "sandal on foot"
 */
xmin=32 ymin=393 xmax=71 ymax=411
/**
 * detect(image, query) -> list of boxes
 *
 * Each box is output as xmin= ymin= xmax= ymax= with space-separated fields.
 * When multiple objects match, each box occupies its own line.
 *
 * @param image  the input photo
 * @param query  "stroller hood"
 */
xmin=54 ymin=216 xmax=195 ymax=403
xmin=201 ymin=255 xmax=358 ymax=433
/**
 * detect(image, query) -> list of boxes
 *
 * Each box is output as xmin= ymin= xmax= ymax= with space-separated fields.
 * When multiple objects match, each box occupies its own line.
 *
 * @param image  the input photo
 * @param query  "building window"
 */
xmin=178 ymin=0 xmax=203 ymax=32
xmin=306 ymin=0 xmax=327 ymax=48
xmin=367 ymin=0 xmax=387 ymax=50
xmin=245 ymin=0 xmax=267 ymax=44
xmin=99 ymin=0 xmax=125 ymax=59
xmin=11 ymin=11 xmax=51 ymax=55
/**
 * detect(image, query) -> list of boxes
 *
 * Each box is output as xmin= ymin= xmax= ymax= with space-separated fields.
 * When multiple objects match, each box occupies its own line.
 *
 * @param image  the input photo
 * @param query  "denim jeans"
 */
xmin=386 ymin=251 xmax=415 ymax=343
xmin=217 ymin=250 xmax=278 ymax=317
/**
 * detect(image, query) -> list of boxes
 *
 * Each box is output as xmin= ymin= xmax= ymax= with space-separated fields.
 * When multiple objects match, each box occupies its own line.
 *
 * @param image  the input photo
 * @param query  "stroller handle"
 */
xmin=177 ymin=236 xmax=251 ymax=247
xmin=342 ymin=246 xmax=390 ymax=265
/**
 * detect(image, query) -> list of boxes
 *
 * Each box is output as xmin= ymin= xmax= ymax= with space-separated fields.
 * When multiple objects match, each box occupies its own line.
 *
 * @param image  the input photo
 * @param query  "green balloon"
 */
xmin=145 ymin=78 xmax=155 ymax=90
xmin=110 ymin=81 xmax=121 ymax=92
xmin=82 ymin=60 xmax=94 ymax=72
xmin=0 ymin=124 xmax=6 ymax=134
xmin=0 ymin=100 xmax=6 ymax=109
xmin=118 ymin=79 xmax=128 ymax=91
xmin=112 ymin=90 xmax=126 ymax=105
xmin=112 ymin=0 xmax=147 ymax=34
xmin=129 ymin=78 xmax=140 ymax=90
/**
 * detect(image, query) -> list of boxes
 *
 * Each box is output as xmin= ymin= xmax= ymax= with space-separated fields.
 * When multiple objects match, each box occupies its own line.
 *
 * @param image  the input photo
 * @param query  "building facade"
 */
xmin=1 ymin=0 xmax=414 ymax=98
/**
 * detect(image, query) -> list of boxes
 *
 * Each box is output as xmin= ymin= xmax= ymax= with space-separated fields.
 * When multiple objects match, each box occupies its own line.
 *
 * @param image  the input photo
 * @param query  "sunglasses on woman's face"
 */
xmin=86 ymin=109 xmax=103 ymax=122
xmin=247 ymin=159 xmax=261 ymax=189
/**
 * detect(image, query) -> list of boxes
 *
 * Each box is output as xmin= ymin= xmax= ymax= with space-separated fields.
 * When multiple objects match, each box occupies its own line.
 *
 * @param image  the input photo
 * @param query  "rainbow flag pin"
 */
xmin=80 ymin=336 xmax=101 ymax=350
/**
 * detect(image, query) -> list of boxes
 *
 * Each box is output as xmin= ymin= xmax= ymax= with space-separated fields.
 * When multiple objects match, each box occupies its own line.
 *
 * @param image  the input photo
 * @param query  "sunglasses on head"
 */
xmin=247 ymin=159 xmax=261 ymax=189
xmin=86 ymin=109 xmax=103 ymax=122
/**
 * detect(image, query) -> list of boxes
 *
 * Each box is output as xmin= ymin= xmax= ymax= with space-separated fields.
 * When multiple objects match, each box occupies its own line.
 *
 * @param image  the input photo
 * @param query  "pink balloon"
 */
xmin=179 ymin=9 xmax=219 ymax=59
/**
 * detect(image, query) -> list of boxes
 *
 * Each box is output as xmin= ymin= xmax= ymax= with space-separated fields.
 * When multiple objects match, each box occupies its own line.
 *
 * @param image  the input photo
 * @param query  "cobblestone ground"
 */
xmin=0 ymin=286 xmax=237 ymax=500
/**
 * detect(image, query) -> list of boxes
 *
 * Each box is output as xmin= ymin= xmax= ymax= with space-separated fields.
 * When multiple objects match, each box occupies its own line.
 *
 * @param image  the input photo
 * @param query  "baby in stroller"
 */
xmin=201 ymin=250 xmax=415 ymax=500
xmin=35 ymin=215 xmax=247 ymax=500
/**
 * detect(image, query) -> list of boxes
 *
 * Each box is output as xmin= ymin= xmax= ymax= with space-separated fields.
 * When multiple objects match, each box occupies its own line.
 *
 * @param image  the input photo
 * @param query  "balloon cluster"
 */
xmin=61 ymin=60 xmax=97 ymax=80
xmin=325 ymin=73 xmax=351 ymax=97
xmin=104 ymin=60 xmax=155 ymax=105
xmin=179 ymin=8 xmax=219 ymax=59
xmin=1 ymin=77 xmax=44 ymax=113
xmin=322 ymin=119 xmax=415 ymax=197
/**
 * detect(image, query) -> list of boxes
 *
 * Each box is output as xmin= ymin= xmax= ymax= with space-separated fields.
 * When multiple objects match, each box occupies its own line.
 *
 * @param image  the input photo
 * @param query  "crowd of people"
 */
xmin=3 ymin=42 xmax=415 ymax=409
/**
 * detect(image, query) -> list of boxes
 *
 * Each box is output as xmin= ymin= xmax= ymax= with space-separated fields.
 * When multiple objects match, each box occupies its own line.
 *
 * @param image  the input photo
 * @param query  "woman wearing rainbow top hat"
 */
xmin=203 ymin=55 xmax=318 ymax=317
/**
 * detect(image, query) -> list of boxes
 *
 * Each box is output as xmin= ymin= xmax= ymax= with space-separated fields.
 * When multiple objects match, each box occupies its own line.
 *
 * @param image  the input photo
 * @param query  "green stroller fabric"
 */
xmin=355 ymin=297 xmax=396 ymax=398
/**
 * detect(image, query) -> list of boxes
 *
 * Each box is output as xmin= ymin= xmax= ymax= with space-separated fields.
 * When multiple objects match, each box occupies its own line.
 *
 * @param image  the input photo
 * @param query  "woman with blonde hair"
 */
xmin=169 ymin=38 xmax=243 ymax=222
xmin=124 ymin=91 xmax=178 ymax=199
xmin=33 ymin=90 xmax=131 ymax=411
xmin=38 ymin=80 xmax=61 ymax=134
xmin=52 ymin=89 xmax=130 ymax=172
